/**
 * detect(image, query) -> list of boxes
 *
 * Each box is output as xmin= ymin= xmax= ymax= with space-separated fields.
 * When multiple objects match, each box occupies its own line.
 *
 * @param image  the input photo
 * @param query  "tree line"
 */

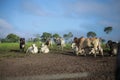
xmin=0 ymin=26 xmax=112 ymax=43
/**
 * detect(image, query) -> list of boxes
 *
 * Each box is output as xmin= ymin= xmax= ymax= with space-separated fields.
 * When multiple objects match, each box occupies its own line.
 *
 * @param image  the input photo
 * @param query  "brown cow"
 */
xmin=73 ymin=37 xmax=103 ymax=57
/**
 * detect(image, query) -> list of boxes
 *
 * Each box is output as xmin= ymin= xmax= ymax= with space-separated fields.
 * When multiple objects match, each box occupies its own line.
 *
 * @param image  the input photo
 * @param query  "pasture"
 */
xmin=0 ymin=43 xmax=117 ymax=80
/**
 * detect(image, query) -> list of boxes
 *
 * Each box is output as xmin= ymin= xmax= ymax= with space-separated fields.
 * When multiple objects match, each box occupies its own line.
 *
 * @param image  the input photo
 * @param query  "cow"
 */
xmin=73 ymin=37 xmax=103 ymax=57
xmin=20 ymin=38 xmax=25 ymax=52
xmin=71 ymin=43 xmax=85 ymax=56
xmin=116 ymin=42 xmax=120 ymax=80
xmin=45 ymin=38 xmax=53 ymax=47
xmin=54 ymin=37 xmax=66 ymax=50
xmin=26 ymin=44 xmax=38 ymax=54
xmin=106 ymin=40 xmax=118 ymax=56
xmin=88 ymin=47 xmax=103 ymax=55
xmin=39 ymin=43 xmax=50 ymax=53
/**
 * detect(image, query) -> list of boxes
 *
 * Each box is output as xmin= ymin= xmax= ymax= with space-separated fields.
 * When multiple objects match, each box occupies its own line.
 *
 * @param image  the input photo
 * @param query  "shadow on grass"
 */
xmin=59 ymin=51 xmax=76 ymax=56
xmin=10 ymin=49 xmax=20 ymax=52
xmin=10 ymin=49 xmax=26 ymax=53
xmin=60 ymin=50 xmax=115 ymax=58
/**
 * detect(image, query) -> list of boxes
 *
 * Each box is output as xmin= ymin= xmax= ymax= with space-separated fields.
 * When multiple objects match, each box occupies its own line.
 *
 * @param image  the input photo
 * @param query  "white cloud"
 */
xmin=62 ymin=0 xmax=120 ymax=20
xmin=0 ymin=18 xmax=14 ymax=38
xmin=22 ymin=1 xmax=53 ymax=16
xmin=0 ymin=19 xmax=12 ymax=29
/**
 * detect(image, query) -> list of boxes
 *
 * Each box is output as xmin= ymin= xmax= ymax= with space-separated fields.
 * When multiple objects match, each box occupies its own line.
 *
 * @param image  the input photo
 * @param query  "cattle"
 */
xmin=71 ymin=43 xmax=85 ymax=56
xmin=71 ymin=43 xmax=78 ymax=55
xmin=88 ymin=47 xmax=103 ymax=55
xmin=20 ymin=38 xmax=25 ymax=52
xmin=26 ymin=44 xmax=38 ymax=54
xmin=116 ymin=42 xmax=120 ymax=80
xmin=73 ymin=37 xmax=103 ymax=57
xmin=54 ymin=37 xmax=66 ymax=50
xmin=39 ymin=43 xmax=50 ymax=53
xmin=45 ymin=38 xmax=53 ymax=47
xmin=107 ymin=40 xmax=118 ymax=56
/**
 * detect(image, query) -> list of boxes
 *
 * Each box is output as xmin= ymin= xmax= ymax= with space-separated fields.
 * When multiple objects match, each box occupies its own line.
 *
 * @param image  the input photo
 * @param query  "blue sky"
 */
xmin=0 ymin=0 xmax=120 ymax=41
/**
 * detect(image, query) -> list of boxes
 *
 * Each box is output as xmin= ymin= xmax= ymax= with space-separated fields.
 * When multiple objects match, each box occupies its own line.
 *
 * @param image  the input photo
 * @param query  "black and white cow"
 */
xmin=54 ymin=37 xmax=65 ymax=50
xmin=20 ymin=38 xmax=25 ymax=51
xmin=45 ymin=38 xmax=53 ymax=47
xmin=107 ymin=40 xmax=118 ymax=56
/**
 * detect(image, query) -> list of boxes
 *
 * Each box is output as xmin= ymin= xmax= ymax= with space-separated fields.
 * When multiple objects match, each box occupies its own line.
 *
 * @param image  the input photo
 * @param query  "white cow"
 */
xmin=40 ymin=43 xmax=49 ymax=53
xmin=88 ymin=47 xmax=103 ymax=56
xmin=54 ymin=37 xmax=66 ymax=50
xmin=26 ymin=44 xmax=38 ymax=54
xmin=71 ymin=43 xmax=85 ymax=56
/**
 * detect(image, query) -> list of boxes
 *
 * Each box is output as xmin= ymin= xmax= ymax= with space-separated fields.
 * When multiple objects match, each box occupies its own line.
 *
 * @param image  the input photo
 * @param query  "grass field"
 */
xmin=0 ymin=42 xmax=109 ymax=59
xmin=0 ymin=42 xmax=36 ymax=58
xmin=0 ymin=42 xmax=72 ymax=58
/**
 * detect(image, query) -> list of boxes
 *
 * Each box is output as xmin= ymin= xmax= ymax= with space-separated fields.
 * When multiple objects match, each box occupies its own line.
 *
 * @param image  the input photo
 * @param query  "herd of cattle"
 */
xmin=20 ymin=37 xmax=119 ymax=57
xmin=20 ymin=37 xmax=65 ymax=54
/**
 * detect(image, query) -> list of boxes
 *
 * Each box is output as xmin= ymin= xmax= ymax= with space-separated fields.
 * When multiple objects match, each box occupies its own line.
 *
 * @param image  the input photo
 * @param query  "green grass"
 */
xmin=0 ymin=42 xmax=40 ymax=58
xmin=0 ymin=43 xmax=19 ymax=51
xmin=0 ymin=42 xmax=109 ymax=58
xmin=0 ymin=42 xmax=72 ymax=58
xmin=101 ymin=43 xmax=110 ymax=52
xmin=0 ymin=42 xmax=42 ymax=51
xmin=0 ymin=52 xmax=26 ymax=58
xmin=0 ymin=42 xmax=71 ymax=58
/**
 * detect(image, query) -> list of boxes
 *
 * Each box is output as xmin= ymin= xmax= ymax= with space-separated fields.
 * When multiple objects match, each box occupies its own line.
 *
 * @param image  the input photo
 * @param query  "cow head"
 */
xmin=71 ymin=43 xmax=76 ymax=49
xmin=73 ymin=37 xmax=78 ymax=43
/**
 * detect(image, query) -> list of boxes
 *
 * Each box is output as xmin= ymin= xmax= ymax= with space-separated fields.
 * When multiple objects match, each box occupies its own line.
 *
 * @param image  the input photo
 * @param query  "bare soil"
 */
xmin=0 ymin=50 xmax=117 ymax=80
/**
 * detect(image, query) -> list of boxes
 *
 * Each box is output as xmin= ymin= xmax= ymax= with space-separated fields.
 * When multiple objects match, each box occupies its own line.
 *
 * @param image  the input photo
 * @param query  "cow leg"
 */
xmin=94 ymin=53 xmax=96 ymax=57
xmin=84 ymin=52 xmax=86 ymax=56
xmin=82 ymin=49 xmax=86 ymax=56
xmin=113 ymin=48 xmax=118 ymax=56
xmin=98 ymin=46 xmax=104 ymax=57
xmin=76 ymin=52 xmax=79 ymax=56
xmin=100 ymin=48 xmax=104 ymax=57
xmin=26 ymin=49 xmax=30 ymax=54
xmin=94 ymin=48 xmax=97 ymax=57
xmin=61 ymin=46 xmax=63 ymax=51
xmin=57 ymin=45 xmax=60 ymax=50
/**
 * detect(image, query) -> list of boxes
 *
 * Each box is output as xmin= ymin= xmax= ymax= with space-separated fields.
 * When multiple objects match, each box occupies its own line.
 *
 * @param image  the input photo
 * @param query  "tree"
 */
xmin=63 ymin=32 xmax=73 ymax=43
xmin=6 ymin=33 xmax=20 ymax=42
xmin=27 ymin=38 xmax=33 ymax=42
xmin=63 ymin=34 xmax=68 ymax=40
xmin=33 ymin=34 xmax=41 ymax=42
xmin=53 ymin=33 xmax=60 ymax=38
xmin=101 ymin=38 xmax=106 ymax=43
xmin=68 ymin=32 xmax=73 ymax=38
xmin=34 ymin=34 xmax=41 ymax=38
xmin=41 ymin=32 xmax=52 ymax=42
xmin=87 ymin=31 xmax=96 ymax=38
xmin=104 ymin=26 xmax=113 ymax=34
xmin=33 ymin=38 xmax=40 ymax=42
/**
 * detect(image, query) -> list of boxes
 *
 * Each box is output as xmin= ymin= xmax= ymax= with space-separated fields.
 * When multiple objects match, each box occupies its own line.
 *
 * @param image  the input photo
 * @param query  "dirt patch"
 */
xmin=0 ymin=51 xmax=117 ymax=80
